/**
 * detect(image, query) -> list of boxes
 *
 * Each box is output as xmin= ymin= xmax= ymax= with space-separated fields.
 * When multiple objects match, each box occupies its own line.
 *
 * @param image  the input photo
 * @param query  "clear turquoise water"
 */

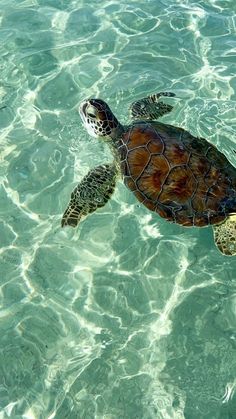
xmin=0 ymin=1 xmax=236 ymax=418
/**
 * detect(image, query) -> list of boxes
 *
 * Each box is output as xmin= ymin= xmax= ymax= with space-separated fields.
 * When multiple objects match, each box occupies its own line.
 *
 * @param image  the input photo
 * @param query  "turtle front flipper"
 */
xmin=129 ymin=91 xmax=175 ymax=121
xmin=61 ymin=164 xmax=117 ymax=227
xmin=213 ymin=214 xmax=236 ymax=256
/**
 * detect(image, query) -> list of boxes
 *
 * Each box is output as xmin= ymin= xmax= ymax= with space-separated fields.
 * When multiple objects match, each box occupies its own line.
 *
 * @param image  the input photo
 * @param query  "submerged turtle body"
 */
xmin=62 ymin=92 xmax=236 ymax=255
xmin=119 ymin=120 xmax=236 ymax=227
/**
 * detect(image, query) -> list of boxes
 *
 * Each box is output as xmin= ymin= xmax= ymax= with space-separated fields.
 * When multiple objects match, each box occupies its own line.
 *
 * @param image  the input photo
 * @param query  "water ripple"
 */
xmin=0 ymin=0 xmax=236 ymax=418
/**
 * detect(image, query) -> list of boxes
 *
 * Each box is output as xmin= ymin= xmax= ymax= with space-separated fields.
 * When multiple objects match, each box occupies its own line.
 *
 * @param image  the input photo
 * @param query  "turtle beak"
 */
xmin=79 ymin=101 xmax=90 ymax=129
xmin=79 ymin=101 xmax=88 ymax=118
xmin=79 ymin=100 xmax=100 ymax=138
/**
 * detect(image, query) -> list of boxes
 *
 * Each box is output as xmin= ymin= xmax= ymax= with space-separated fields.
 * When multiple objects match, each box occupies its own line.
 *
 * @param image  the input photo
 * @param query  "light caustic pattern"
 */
xmin=0 ymin=0 xmax=236 ymax=418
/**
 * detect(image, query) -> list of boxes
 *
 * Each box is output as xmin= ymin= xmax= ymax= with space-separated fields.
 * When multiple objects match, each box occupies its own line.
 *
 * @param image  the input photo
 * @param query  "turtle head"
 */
xmin=79 ymin=98 xmax=122 ymax=140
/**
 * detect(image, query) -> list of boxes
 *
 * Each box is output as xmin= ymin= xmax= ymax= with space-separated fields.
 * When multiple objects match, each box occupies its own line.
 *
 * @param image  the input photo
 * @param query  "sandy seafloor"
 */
xmin=0 ymin=0 xmax=236 ymax=418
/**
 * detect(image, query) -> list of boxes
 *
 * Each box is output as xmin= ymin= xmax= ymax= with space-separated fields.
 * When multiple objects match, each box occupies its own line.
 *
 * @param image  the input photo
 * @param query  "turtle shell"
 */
xmin=118 ymin=121 xmax=236 ymax=226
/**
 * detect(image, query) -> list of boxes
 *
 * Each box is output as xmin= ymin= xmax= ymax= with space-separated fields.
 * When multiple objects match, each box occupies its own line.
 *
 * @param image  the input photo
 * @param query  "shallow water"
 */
xmin=0 ymin=1 xmax=236 ymax=418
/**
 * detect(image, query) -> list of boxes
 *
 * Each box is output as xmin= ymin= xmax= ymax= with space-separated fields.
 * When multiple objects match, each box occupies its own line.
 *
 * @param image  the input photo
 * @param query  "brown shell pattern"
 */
xmin=118 ymin=121 xmax=236 ymax=226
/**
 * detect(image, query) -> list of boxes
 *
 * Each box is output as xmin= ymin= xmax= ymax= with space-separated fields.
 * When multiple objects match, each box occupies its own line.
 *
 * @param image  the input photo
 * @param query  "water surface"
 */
xmin=0 ymin=1 xmax=236 ymax=418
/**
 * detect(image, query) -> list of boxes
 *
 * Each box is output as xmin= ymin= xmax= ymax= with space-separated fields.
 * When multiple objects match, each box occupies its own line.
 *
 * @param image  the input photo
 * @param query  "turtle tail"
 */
xmin=213 ymin=214 xmax=236 ymax=256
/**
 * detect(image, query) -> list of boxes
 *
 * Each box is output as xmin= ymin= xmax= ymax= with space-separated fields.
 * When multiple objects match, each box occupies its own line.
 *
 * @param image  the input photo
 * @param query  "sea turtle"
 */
xmin=61 ymin=92 xmax=236 ymax=256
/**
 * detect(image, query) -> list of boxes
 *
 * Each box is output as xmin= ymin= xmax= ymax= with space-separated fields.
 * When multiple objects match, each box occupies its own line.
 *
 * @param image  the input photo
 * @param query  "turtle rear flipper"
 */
xmin=129 ymin=91 xmax=175 ymax=121
xmin=61 ymin=164 xmax=117 ymax=227
xmin=213 ymin=214 xmax=236 ymax=256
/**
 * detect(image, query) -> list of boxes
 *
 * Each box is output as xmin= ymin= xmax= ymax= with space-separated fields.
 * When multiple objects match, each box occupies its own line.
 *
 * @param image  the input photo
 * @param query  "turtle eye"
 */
xmin=86 ymin=105 xmax=97 ymax=119
xmin=87 ymin=111 xmax=96 ymax=118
